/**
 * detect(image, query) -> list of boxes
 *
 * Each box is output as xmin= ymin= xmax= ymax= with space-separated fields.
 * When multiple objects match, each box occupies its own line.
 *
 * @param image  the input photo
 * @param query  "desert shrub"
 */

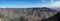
xmin=0 ymin=15 xmax=3 ymax=18
xmin=19 ymin=16 xmax=25 ymax=21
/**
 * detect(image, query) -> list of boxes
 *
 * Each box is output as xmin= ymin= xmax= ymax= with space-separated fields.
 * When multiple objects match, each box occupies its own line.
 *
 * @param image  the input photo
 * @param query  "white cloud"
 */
xmin=51 ymin=1 xmax=60 ymax=7
xmin=42 ymin=0 xmax=46 ymax=3
xmin=50 ymin=0 xmax=55 ymax=3
xmin=42 ymin=0 xmax=54 ymax=3
xmin=40 ymin=0 xmax=60 ymax=7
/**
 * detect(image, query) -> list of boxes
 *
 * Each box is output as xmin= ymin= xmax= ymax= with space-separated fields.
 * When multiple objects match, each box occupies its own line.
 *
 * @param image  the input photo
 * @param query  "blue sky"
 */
xmin=0 ymin=0 xmax=60 ymax=8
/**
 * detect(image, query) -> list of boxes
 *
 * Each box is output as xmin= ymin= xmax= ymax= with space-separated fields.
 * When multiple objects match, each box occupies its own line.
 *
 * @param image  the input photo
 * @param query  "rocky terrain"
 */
xmin=0 ymin=7 xmax=58 ymax=21
xmin=41 ymin=12 xmax=60 ymax=21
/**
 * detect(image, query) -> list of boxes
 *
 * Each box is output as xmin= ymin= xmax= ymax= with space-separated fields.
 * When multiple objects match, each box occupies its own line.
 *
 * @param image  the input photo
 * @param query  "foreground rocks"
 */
xmin=0 ymin=7 xmax=58 ymax=21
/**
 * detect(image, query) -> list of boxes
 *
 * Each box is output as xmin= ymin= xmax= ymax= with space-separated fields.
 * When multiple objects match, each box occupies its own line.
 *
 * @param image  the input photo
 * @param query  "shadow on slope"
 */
xmin=41 ymin=12 xmax=60 ymax=21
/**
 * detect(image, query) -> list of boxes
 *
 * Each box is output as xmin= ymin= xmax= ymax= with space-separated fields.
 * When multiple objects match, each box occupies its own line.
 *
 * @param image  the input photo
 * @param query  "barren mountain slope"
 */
xmin=0 ymin=7 xmax=57 ymax=21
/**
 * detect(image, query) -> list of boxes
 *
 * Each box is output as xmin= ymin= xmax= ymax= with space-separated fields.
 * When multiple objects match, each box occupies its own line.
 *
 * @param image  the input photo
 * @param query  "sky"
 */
xmin=0 ymin=0 xmax=60 ymax=8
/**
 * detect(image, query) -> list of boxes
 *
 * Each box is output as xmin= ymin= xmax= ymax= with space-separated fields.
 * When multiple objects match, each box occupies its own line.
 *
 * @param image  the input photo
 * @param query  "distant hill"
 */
xmin=51 ymin=7 xmax=60 ymax=12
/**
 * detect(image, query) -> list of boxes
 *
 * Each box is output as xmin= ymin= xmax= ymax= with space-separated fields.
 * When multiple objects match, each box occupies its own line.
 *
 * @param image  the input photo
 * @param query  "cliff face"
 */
xmin=0 ymin=7 xmax=57 ymax=21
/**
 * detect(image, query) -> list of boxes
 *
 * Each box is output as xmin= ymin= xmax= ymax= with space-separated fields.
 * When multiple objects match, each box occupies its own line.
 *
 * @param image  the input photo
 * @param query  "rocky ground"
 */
xmin=0 ymin=7 xmax=58 ymax=21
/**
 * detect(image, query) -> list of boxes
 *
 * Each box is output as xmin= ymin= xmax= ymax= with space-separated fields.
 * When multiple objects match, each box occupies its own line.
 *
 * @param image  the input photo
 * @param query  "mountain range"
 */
xmin=0 ymin=7 xmax=59 ymax=21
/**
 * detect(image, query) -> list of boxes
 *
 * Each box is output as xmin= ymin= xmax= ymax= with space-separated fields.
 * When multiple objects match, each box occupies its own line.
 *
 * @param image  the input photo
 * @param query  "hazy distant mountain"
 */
xmin=51 ymin=7 xmax=60 ymax=11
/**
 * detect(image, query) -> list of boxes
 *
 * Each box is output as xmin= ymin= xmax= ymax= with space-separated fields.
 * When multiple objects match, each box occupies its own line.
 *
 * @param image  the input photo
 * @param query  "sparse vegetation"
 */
xmin=0 ymin=7 xmax=58 ymax=21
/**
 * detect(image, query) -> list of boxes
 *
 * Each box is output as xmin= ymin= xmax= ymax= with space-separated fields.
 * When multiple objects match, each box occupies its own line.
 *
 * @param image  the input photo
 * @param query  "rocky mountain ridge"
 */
xmin=0 ymin=7 xmax=58 ymax=21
